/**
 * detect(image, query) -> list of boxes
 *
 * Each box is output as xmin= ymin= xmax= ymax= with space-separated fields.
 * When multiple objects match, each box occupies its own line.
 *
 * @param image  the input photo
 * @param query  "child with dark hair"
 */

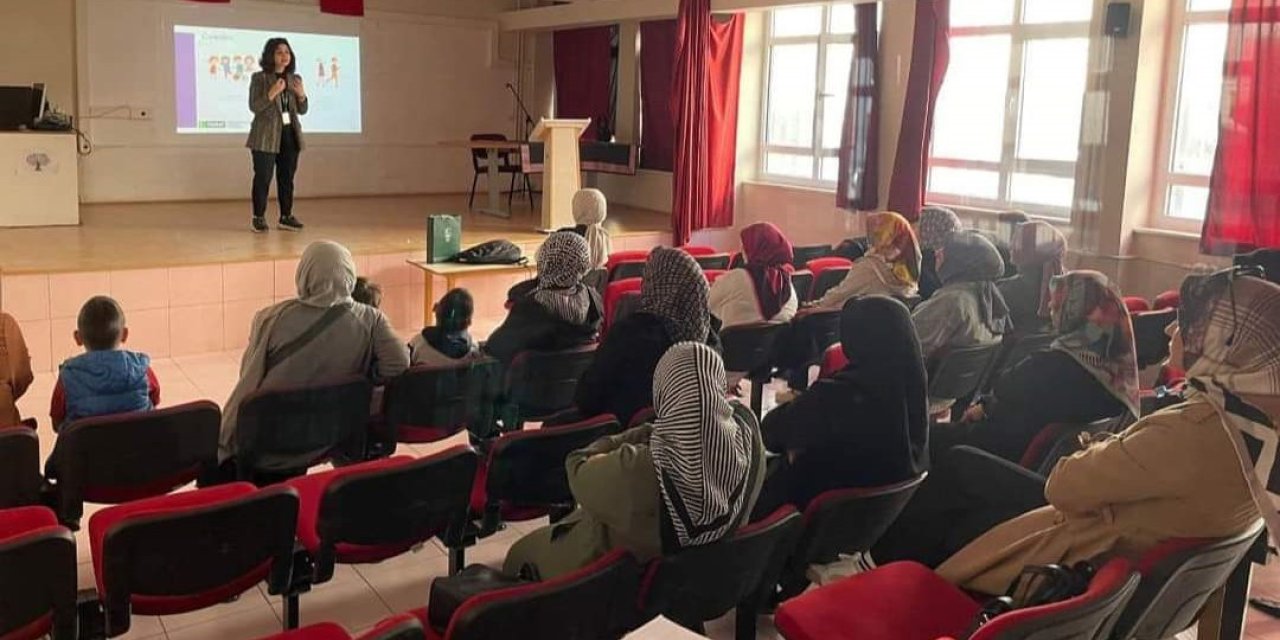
xmin=50 ymin=296 xmax=160 ymax=430
xmin=409 ymin=288 xmax=479 ymax=366
xmin=353 ymin=277 xmax=383 ymax=308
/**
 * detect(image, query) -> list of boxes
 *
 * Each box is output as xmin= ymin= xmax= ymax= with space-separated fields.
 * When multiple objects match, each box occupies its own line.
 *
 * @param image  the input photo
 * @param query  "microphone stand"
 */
xmin=506 ymin=83 xmax=536 ymax=140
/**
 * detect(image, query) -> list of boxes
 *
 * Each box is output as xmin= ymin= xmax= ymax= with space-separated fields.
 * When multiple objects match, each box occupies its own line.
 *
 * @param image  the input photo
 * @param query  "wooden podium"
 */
xmin=531 ymin=118 xmax=590 ymax=231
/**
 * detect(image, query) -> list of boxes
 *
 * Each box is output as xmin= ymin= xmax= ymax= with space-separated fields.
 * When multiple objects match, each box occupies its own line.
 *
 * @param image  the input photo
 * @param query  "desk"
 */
xmin=408 ymin=259 xmax=536 ymax=326
xmin=0 ymin=131 xmax=79 ymax=227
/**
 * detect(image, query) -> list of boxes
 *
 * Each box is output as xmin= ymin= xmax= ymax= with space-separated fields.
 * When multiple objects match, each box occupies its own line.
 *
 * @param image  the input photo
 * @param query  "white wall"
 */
xmin=77 ymin=0 xmax=517 ymax=203
xmin=0 ymin=0 xmax=77 ymax=116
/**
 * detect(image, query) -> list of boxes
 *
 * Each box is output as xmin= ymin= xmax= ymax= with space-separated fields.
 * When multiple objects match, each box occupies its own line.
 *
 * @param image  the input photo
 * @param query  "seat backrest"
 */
xmin=446 ymin=550 xmax=641 ymax=640
xmin=1152 ymin=290 xmax=1180 ymax=311
xmin=973 ymin=558 xmax=1140 ymax=640
xmin=791 ymin=271 xmax=815 ymax=304
xmin=0 ymin=507 xmax=77 ymax=640
xmin=469 ymin=133 xmax=510 ymax=169
xmin=383 ymin=360 xmax=502 ymax=443
xmin=48 ymin=401 xmax=221 ymax=524
xmin=603 ymin=278 xmax=644 ymax=333
xmin=1111 ymin=521 xmax=1265 ymax=640
xmin=609 ymin=261 xmax=647 ymax=283
xmin=95 ymin=484 xmax=299 ymax=635
xmin=0 ymin=427 xmax=42 ymax=509
xmin=359 ymin=614 xmax=425 ymax=640
xmin=680 ymin=245 xmax=718 ymax=257
xmin=694 ymin=254 xmax=732 ymax=270
xmin=791 ymin=474 xmax=926 ymax=570
xmin=1021 ymin=416 xmax=1126 ymax=475
xmin=483 ymin=415 xmax=621 ymax=512
xmin=314 ymin=447 xmax=478 ymax=583
xmin=237 ymin=377 xmax=374 ymax=479
xmin=1123 ymin=296 xmax=1151 ymax=314
xmin=796 ymin=309 xmax=844 ymax=355
xmin=792 ymin=245 xmax=833 ymax=268
xmin=1131 ymin=308 xmax=1177 ymax=369
xmin=810 ymin=267 xmax=851 ymax=301
xmin=640 ymin=507 xmax=803 ymax=627
xmin=505 ymin=345 xmax=599 ymax=420
xmin=929 ymin=343 xmax=1003 ymax=401
xmin=721 ymin=322 xmax=789 ymax=378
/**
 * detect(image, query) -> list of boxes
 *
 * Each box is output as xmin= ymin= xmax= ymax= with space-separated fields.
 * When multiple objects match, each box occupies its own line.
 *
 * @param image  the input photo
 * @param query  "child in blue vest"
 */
xmin=50 ymin=296 xmax=160 ymax=431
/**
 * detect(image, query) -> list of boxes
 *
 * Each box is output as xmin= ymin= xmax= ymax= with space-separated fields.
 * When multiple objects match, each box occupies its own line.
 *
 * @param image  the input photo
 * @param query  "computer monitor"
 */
xmin=0 ymin=85 xmax=40 ymax=131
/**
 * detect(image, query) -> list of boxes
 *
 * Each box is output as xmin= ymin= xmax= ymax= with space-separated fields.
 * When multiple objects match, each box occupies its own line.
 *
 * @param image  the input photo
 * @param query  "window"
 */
xmin=761 ymin=3 xmax=860 ymax=185
xmin=1155 ymin=0 xmax=1230 ymax=225
xmin=926 ymin=0 xmax=1094 ymax=217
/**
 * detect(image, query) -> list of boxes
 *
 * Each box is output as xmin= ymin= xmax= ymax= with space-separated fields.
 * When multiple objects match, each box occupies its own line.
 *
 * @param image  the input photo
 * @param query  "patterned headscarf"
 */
xmin=1048 ymin=271 xmax=1140 ymax=418
xmin=639 ymin=247 xmax=711 ymax=343
xmin=1180 ymin=271 xmax=1280 ymax=545
xmin=296 ymin=241 xmax=356 ymax=308
xmin=741 ymin=222 xmax=795 ymax=320
xmin=572 ymin=189 xmax=612 ymax=269
xmin=1012 ymin=221 xmax=1068 ymax=318
xmin=650 ymin=342 xmax=759 ymax=548
xmin=918 ymin=206 xmax=962 ymax=251
xmin=533 ymin=232 xmax=593 ymax=324
xmin=939 ymin=231 xmax=1012 ymax=335
xmin=867 ymin=211 xmax=922 ymax=286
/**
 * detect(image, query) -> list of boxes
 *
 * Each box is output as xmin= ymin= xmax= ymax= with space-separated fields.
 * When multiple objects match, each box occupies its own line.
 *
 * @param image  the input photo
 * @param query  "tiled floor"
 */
xmin=14 ymin=347 xmax=1280 ymax=639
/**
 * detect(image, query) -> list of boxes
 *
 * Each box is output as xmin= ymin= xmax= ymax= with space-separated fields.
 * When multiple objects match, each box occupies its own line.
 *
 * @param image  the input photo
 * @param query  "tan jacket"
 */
xmin=246 ymin=71 xmax=308 ymax=154
xmin=0 ymin=313 xmax=33 ymax=427
xmin=814 ymin=255 xmax=917 ymax=311
xmin=937 ymin=399 xmax=1261 ymax=595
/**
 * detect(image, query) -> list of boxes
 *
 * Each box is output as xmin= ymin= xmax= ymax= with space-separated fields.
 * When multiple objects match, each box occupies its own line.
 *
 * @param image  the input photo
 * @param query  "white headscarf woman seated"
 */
xmin=219 ymin=240 xmax=410 ymax=463
xmin=501 ymin=341 xmax=765 ymax=580
xmin=572 ymin=188 xmax=612 ymax=270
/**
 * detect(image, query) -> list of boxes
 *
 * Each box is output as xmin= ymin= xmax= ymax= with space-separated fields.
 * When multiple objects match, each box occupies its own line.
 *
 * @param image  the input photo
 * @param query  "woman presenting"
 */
xmin=247 ymin=37 xmax=307 ymax=233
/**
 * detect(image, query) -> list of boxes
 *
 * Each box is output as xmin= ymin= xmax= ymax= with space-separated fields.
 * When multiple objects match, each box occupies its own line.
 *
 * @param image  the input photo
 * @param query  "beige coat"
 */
xmin=0 ymin=313 xmax=33 ymax=427
xmin=938 ymin=399 xmax=1261 ymax=595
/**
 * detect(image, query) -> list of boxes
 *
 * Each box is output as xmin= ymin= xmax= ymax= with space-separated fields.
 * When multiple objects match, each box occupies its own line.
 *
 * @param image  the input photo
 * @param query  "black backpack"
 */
xmin=452 ymin=240 xmax=527 ymax=265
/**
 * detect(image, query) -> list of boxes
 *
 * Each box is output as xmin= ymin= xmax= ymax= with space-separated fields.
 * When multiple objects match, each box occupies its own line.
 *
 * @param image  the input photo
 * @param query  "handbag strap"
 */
xmin=266 ymin=303 xmax=351 ymax=373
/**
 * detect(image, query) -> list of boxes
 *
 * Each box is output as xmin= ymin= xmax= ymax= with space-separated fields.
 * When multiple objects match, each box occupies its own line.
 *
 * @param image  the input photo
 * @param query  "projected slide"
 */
xmin=173 ymin=25 xmax=362 ymax=134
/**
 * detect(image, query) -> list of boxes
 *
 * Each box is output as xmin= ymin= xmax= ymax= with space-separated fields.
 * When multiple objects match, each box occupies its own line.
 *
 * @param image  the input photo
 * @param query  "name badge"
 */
xmin=282 ymin=112 xmax=292 ymax=125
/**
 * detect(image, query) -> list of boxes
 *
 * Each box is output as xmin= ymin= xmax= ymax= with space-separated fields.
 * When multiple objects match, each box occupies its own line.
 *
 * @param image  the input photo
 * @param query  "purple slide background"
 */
xmin=174 ymin=32 xmax=197 ymax=128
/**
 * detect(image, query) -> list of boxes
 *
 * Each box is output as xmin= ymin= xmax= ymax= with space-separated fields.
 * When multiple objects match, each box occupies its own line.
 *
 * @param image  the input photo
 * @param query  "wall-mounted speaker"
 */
xmin=1106 ymin=2 xmax=1132 ymax=38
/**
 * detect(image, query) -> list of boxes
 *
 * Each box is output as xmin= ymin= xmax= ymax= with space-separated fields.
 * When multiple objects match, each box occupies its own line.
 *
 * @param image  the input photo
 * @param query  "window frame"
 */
xmin=1150 ymin=0 xmax=1230 ymax=232
xmin=759 ymin=3 xmax=858 ymax=187
xmin=925 ymin=1 xmax=1093 ymax=218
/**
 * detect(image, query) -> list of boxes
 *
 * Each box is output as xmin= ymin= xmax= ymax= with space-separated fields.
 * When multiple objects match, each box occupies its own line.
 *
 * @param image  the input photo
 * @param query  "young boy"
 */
xmin=353 ymin=276 xmax=383 ymax=308
xmin=409 ymin=288 xmax=479 ymax=366
xmin=50 ymin=296 xmax=160 ymax=431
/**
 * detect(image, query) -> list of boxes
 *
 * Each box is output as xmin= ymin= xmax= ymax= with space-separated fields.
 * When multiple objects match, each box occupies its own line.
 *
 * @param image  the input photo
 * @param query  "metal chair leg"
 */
xmin=508 ymin=173 xmax=517 ymax=209
xmin=525 ymin=175 xmax=536 ymax=210
xmin=468 ymin=174 xmax=479 ymax=210
xmin=283 ymin=593 xmax=300 ymax=630
xmin=449 ymin=546 xmax=465 ymax=576
xmin=750 ymin=378 xmax=766 ymax=419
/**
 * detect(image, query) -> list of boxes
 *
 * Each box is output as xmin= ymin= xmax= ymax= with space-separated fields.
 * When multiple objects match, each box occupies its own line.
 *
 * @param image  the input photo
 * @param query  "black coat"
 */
xmin=484 ymin=289 xmax=603 ymax=365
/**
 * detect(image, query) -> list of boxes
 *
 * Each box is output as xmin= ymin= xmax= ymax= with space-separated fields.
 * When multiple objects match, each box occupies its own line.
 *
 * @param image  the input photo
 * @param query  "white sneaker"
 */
xmin=805 ymin=552 xmax=878 ymax=586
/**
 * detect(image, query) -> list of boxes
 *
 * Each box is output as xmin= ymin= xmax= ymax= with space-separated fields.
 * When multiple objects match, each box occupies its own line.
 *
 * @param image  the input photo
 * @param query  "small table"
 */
xmin=408 ymin=260 xmax=536 ymax=327
xmin=442 ymin=139 xmax=524 ymax=219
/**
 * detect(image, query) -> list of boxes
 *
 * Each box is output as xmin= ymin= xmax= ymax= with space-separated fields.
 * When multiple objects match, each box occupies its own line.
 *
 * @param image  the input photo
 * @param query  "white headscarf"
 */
xmin=573 ymin=189 xmax=612 ymax=269
xmin=650 ymin=342 xmax=759 ymax=548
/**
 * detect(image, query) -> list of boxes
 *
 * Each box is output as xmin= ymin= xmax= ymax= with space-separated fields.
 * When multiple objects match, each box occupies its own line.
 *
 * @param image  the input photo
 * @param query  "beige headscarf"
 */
xmin=573 ymin=189 xmax=612 ymax=269
xmin=218 ymin=241 xmax=358 ymax=460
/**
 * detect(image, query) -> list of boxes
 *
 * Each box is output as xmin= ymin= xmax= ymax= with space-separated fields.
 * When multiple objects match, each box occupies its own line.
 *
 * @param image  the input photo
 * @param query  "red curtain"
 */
xmin=671 ymin=5 xmax=743 ymax=246
xmin=886 ymin=0 xmax=950 ymax=223
xmin=319 ymin=0 xmax=363 ymax=16
xmin=554 ymin=26 xmax=616 ymax=142
xmin=641 ymin=21 xmax=678 ymax=171
xmin=1202 ymin=0 xmax=1280 ymax=255
xmin=836 ymin=3 xmax=881 ymax=211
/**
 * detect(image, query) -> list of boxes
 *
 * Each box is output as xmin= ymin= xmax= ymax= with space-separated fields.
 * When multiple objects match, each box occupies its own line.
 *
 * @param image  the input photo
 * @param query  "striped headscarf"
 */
xmin=650 ymin=342 xmax=758 ymax=548
xmin=532 ymin=232 xmax=593 ymax=324
xmin=918 ymin=206 xmax=962 ymax=251
xmin=639 ymin=247 xmax=711 ymax=343
xmin=1012 ymin=221 xmax=1068 ymax=318
xmin=1048 ymin=271 xmax=1140 ymax=418
xmin=1180 ymin=272 xmax=1280 ymax=545
xmin=867 ymin=211 xmax=923 ymax=287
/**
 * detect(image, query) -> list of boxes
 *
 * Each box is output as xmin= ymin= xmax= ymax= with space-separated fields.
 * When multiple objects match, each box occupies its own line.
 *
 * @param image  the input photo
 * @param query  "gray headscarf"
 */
xmin=939 ymin=231 xmax=1012 ymax=335
xmin=533 ymin=232 xmax=593 ymax=325
xmin=639 ymin=247 xmax=711 ymax=343
xmin=650 ymin=342 xmax=759 ymax=548
xmin=918 ymin=206 xmax=962 ymax=251
xmin=295 ymin=241 xmax=357 ymax=307
xmin=572 ymin=189 xmax=612 ymax=269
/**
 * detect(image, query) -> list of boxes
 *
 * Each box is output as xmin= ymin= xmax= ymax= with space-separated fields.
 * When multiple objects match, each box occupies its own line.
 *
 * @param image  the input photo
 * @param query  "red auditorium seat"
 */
xmin=503 ymin=345 xmax=599 ymax=427
xmin=1124 ymin=296 xmax=1151 ymax=313
xmin=381 ymin=360 xmax=503 ymax=444
xmin=603 ymin=277 xmax=643 ymax=333
xmin=0 ymin=506 xmax=77 ymax=640
xmin=1152 ymin=290 xmax=1181 ymax=311
xmin=0 ymin=427 xmax=42 ymax=509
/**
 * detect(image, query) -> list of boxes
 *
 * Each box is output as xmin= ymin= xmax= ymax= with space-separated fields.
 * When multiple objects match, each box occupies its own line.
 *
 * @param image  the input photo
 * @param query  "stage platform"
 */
xmin=0 ymin=195 xmax=679 ymax=374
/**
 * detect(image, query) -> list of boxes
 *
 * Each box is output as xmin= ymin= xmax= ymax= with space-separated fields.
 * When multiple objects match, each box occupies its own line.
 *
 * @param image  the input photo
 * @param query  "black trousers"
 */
xmin=251 ymin=127 xmax=300 ymax=220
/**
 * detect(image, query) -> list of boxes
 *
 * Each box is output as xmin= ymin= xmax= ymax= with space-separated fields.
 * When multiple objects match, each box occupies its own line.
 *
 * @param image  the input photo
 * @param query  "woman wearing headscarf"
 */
xmin=753 ymin=296 xmax=928 ymax=517
xmin=998 ymin=221 xmax=1068 ymax=335
xmin=504 ymin=342 xmax=765 ymax=579
xmin=708 ymin=222 xmax=797 ymax=328
xmin=0 ymin=312 xmax=33 ymax=427
xmin=485 ymin=232 xmax=604 ymax=365
xmin=917 ymin=206 xmax=962 ymax=300
xmin=813 ymin=212 xmax=921 ymax=310
xmin=934 ymin=271 xmax=1137 ymax=463
xmin=575 ymin=247 xmax=718 ymax=426
xmin=218 ymin=241 xmax=409 ymax=465
xmin=567 ymin=188 xmax=612 ymax=270
xmin=930 ymin=269 xmax=1276 ymax=596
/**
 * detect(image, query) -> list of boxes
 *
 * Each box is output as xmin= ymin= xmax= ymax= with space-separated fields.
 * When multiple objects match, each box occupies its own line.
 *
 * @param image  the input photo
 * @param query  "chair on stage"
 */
xmin=467 ymin=134 xmax=534 ymax=211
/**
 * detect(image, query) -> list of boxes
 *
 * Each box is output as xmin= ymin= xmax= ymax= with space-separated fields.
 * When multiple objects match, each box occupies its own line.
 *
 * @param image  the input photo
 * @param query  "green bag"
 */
xmin=427 ymin=214 xmax=462 ymax=263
